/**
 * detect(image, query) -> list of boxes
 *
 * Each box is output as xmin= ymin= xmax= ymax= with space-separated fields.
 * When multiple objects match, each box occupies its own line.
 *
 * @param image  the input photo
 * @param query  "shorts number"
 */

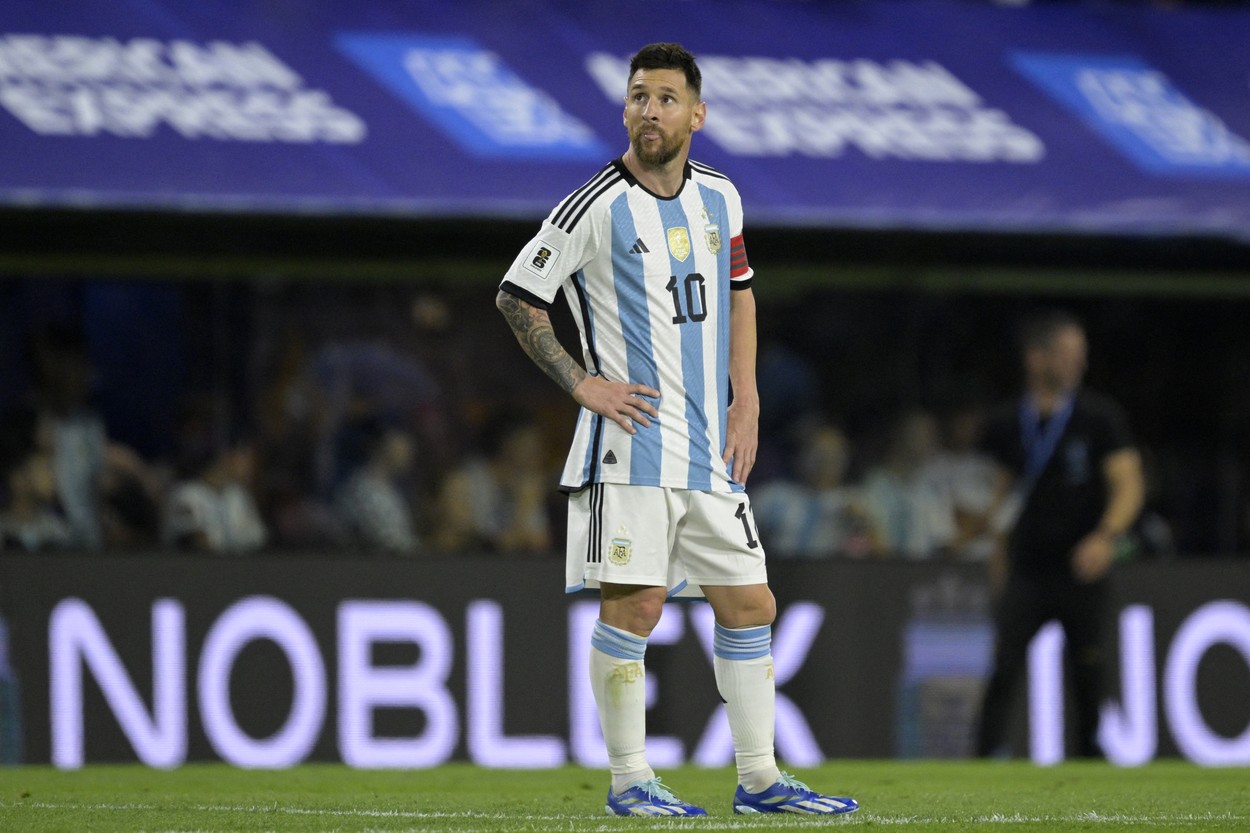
xmin=666 ymin=273 xmax=708 ymax=325
xmin=735 ymin=502 xmax=760 ymax=549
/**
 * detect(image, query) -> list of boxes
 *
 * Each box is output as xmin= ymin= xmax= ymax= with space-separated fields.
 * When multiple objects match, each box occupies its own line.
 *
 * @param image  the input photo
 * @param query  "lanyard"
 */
xmin=1018 ymin=394 xmax=1075 ymax=486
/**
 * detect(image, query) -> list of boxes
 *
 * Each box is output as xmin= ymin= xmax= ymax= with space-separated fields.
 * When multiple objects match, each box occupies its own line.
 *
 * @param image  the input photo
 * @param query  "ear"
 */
xmin=691 ymin=100 xmax=707 ymax=133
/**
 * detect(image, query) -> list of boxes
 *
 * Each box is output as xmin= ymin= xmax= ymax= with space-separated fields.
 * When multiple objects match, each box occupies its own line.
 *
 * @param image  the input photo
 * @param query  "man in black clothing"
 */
xmin=974 ymin=309 xmax=1144 ymax=759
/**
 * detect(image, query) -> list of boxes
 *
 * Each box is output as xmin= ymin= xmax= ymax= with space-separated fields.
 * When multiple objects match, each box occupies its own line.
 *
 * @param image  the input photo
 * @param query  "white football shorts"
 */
xmin=566 ymin=483 xmax=768 ymax=599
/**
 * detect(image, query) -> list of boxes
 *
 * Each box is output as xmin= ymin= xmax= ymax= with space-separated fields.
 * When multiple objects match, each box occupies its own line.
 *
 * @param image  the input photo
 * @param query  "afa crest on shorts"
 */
xmin=609 ymin=527 xmax=633 ymax=565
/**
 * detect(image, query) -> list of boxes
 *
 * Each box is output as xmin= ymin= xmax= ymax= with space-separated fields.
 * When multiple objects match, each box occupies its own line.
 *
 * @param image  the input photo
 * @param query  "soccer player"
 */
xmin=496 ymin=42 xmax=858 ymax=817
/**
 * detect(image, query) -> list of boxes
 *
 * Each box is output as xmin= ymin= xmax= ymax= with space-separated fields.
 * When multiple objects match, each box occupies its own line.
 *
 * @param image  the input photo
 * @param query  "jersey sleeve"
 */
xmin=1090 ymin=393 xmax=1136 ymax=459
xmin=499 ymin=203 xmax=602 ymax=309
xmin=723 ymin=180 xmax=754 ymax=289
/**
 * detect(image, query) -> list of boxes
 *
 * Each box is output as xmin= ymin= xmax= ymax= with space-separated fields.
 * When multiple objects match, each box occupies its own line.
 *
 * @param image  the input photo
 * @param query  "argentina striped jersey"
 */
xmin=500 ymin=157 xmax=753 ymax=494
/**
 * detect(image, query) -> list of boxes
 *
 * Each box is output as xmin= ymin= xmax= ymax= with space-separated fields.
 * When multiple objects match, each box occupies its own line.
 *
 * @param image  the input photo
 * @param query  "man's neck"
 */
xmin=621 ymin=148 xmax=686 ymax=197
xmin=1029 ymin=385 xmax=1073 ymax=416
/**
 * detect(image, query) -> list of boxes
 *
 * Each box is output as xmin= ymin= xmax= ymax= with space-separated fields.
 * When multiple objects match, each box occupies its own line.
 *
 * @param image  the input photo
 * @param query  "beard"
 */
xmin=630 ymin=124 xmax=685 ymax=167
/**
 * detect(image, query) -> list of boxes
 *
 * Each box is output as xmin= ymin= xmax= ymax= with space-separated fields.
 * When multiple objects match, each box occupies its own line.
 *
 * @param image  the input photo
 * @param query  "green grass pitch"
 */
xmin=0 ymin=761 xmax=1246 ymax=832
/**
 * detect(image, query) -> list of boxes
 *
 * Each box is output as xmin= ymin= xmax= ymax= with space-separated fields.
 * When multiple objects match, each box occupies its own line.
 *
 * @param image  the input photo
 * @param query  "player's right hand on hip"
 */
xmin=573 ymin=376 xmax=660 ymax=435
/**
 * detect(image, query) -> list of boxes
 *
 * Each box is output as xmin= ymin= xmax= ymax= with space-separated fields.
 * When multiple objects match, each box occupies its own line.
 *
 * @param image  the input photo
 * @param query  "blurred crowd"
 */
xmin=0 ymin=329 xmax=1012 ymax=561
xmin=0 ymin=319 xmax=554 ymax=559
xmin=0 ymin=278 xmax=1241 ymax=561
xmin=0 ymin=282 xmax=568 ymax=559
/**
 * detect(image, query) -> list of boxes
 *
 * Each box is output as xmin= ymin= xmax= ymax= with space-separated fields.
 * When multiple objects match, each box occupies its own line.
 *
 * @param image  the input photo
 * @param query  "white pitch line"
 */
xmin=5 ymin=801 xmax=1249 ymax=829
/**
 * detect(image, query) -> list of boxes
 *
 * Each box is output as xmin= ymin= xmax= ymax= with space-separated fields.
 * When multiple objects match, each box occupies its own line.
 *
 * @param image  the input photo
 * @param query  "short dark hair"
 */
xmin=629 ymin=42 xmax=702 ymax=98
xmin=1019 ymin=308 xmax=1083 ymax=352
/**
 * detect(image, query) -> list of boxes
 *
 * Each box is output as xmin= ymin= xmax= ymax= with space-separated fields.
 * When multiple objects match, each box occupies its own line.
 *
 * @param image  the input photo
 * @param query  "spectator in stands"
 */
xmin=163 ymin=415 xmax=267 ymax=555
xmin=307 ymin=339 xmax=440 ymax=498
xmin=0 ymin=434 xmax=72 ymax=553
xmin=28 ymin=325 xmax=107 ymax=549
xmin=862 ymin=409 xmax=956 ymax=559
xmin=928 ymin=394 xmax=999 ymax=561
xmin=97 ymin=444 xmax=165 ymax=549
xmin=433 ymin=409 xmax=553 ymax=554
xmin=334 ymin=417 xmax=421 ymax=555
xmin=25 ymin=324 xmax=164 ymax=551
xmin=750 ymin=420 xmax=877 ymax=558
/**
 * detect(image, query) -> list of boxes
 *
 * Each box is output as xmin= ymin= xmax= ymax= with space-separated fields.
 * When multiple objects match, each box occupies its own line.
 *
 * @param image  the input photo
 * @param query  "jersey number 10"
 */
xmin=666 ymin=273 xmax=708 ymax=325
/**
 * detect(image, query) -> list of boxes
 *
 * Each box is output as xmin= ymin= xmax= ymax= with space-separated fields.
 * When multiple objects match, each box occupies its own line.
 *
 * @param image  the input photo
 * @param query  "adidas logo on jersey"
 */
xmin=602 ymin=450 xmax=618 ymax=464
xmin=629 ymin=238 xmax=649 ymax=254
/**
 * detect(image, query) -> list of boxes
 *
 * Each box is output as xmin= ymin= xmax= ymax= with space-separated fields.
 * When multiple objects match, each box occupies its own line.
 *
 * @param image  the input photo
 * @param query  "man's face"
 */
xmin=623 ymin=67 xmax=705 ymax=167
xmin=1029 ymin=325 xmax=1088 ymax=392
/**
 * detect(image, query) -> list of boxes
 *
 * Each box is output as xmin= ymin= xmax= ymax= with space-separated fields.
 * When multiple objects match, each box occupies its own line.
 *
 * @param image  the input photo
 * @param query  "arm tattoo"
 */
xmin=497 ymin=291 xmax=587 ymax=395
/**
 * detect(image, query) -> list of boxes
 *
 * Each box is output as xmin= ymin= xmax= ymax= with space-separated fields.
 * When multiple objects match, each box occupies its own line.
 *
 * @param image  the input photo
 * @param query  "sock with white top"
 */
xmin=714 ymin=622 xmax=782 ymax=794
xmin=590 ymin=619 xmax=655 ymax=795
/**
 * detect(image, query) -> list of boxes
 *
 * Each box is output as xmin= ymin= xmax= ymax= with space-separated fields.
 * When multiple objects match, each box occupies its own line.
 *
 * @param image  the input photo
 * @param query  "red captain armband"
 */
xmin=729 ymin=234 xmax=750 ymax=279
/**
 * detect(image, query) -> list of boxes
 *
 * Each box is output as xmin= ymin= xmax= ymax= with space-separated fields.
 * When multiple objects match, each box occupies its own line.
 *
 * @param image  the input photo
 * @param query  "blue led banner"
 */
xmin=1 ymin=1 xmax=1248 ymax=239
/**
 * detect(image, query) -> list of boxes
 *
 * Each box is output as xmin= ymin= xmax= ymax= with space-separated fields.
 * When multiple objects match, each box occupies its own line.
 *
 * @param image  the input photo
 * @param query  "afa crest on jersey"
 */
xmin=667 ymin=227 xmax=691 ymax=262
xmin=704 ymin=223 xmax=722 ymax=254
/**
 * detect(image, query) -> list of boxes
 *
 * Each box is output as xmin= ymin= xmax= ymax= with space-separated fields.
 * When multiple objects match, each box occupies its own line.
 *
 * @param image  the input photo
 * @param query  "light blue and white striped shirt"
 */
xmin=501 ymin=157 xmax=753 ymax=493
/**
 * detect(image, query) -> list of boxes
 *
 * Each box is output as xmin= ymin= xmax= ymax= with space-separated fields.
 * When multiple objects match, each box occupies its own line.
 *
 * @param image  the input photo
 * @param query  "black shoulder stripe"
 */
xmin=499 ymin=280 xmax=552 ymax=310
xmin=560 ymin=172 xmax=623 ymax=233
xmin=690 ymin=160 xmax=730 ymax=182
xmin=553 ymin=163 xmax=618 ymax=230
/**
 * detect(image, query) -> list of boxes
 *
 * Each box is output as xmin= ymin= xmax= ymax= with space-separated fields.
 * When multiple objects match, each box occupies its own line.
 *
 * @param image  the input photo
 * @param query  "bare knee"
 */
xmin=599 ymin=584 xmax=667 ymax=637
xmin=704 ymin=584 xmax=776 ymax=629
xmin=725 ymin=591 xmax=776 ymax=629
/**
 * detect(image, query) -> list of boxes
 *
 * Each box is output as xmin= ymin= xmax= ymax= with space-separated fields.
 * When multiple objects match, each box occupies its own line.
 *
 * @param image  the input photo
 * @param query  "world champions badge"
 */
xmin=667 ymin=227 xmax=691 ymax=262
